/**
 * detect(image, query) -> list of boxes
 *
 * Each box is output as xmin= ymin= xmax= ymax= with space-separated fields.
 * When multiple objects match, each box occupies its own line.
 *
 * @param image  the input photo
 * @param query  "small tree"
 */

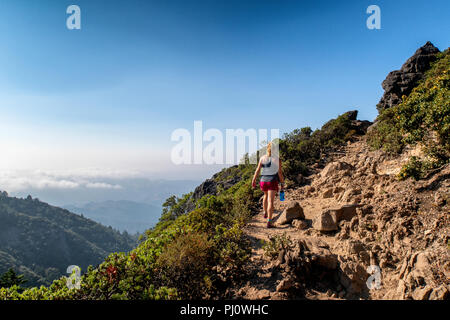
xmin=0 ymin=268 xmax=27 ymax=288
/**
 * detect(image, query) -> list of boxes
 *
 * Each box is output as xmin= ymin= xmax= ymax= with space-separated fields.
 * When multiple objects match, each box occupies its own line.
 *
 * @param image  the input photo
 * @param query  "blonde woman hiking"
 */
xmin=252 ymin=141 xmax=285 ymax=228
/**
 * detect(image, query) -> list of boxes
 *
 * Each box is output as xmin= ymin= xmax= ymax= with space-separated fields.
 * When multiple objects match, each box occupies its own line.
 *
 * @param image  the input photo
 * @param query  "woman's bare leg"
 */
xmin=267 ymin=190 xmax=276 ymax=220
xmin=263 ymin=191 xmax=268 ymax=216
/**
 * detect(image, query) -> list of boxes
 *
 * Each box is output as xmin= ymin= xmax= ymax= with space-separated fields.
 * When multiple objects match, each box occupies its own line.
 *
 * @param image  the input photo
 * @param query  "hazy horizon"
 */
xmin=1 ymin=0 xmax=449 ymax=196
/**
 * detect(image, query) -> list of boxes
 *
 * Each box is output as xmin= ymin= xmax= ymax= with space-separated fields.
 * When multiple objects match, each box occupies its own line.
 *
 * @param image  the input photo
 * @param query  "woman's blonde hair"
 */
xmin=267 ymin=142 xmax=272 ymax=157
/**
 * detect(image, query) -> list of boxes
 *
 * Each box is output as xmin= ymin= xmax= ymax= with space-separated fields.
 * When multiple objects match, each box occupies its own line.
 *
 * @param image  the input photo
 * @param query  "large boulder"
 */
xmin=377 ymin=41 xmax=440 ymax=112
xmin=320 ymin=161 xmax=354 ymax=178
xmin=328 ymin=204 xmax=359 ymax=222
xmin=278 ymin=201 xmax=304 ymax=225
xmin=312 ymin=210 xmax=338 ymax=232
xmin=313 ymin=204 xmax=359 ymax=232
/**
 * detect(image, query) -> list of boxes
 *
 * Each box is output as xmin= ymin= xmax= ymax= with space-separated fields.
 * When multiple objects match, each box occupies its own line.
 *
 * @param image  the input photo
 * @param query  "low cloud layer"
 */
xmin=0 ymin=169 xmax=129 ymax=192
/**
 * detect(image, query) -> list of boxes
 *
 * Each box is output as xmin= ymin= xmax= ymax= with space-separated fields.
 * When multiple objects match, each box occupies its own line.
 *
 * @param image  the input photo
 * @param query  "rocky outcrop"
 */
xmin=272 ymin=238 xmax=339 ymax=294
xmin=192 ymin=165 xmax=241 ymax=200
xmin=193 ymin=179 xmax=218 ymax=200
xmin=393 ymin=250 xmax=450 ymax=300
xmin=377 ymin=41 xmax=440 ymax=112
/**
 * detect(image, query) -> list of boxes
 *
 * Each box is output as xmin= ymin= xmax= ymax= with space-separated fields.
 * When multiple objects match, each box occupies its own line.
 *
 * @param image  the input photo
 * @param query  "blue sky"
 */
xmin=0 ymin=0 xmax=449 ymax=182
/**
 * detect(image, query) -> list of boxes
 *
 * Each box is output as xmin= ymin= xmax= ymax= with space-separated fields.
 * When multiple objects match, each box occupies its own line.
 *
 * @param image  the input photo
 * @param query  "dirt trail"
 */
xmin=239 ymin=152 xmax=351 ymax=300
xmin=240 ymin=201 xmax=341 ymax=300
xmin=236 ymin=141 xmax=358 ymax=300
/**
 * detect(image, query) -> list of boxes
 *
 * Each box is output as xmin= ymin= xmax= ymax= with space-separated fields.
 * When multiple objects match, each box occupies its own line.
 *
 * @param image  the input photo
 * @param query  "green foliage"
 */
xmin=368 ymin=48 xmax=450 ymax=179
xmin=397 ymin=156 xmax=436 ymax=181
xmin=366 ymin=111 xmax=404 ymax=154
xmin=280 ymin=111 xmax=361 ymax=182
xmin=396 ymin=50 xmax=450 ymax=149
xmin=154 ymin=231 xmax=214 ymax=298
xmin=160 ymin=193 xmax=193 ymax=222
xmin=0 ymin=269 xmax=27 ymax=288
xmin=0 ymin=277 xmax=72 ymax=300
xmin=262 ymin=233 xmax=293 ymax=259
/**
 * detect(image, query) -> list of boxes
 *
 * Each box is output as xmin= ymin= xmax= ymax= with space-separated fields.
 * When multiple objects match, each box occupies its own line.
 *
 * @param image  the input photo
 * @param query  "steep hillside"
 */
xmin=0 ymin=192 xmax=137 ymax=287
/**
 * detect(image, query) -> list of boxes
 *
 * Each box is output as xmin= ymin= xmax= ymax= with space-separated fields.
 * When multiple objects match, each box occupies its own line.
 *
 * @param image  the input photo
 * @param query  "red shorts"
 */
xmin=260 ymin=181 xmax=279 ymax=192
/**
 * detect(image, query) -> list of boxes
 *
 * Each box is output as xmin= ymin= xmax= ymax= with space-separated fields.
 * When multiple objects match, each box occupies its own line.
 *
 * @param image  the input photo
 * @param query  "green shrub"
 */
xmin=397 ymin=156 xmax=440 ymax=181
xmin=0 ymin=269 xmax=27 ymax=289
xmin=367 ymin=110 xmax=404 ymax=154
xmin=155 ymin=232 xmax=214 ymax=299
xmin=262 ymin=233 xmax=293 ymax=259
xmin=398 ymin=156 xmax=426 ymax=180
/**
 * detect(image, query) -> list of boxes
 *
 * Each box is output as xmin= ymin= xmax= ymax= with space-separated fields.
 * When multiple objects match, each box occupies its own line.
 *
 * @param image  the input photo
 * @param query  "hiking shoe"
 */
xmin=267 ymin=221 xmax=274 ymax=228
xmin=264 ymin=212 xmax=268 ymax=219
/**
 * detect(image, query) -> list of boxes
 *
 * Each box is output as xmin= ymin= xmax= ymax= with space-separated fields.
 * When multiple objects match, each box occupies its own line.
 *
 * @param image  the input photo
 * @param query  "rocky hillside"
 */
xmin=232 ymin=137 xmax=449 ymax=300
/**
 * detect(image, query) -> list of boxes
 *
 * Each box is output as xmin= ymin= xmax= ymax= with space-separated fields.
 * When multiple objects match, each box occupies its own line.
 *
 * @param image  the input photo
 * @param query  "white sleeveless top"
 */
xmin=260 ymin=156 xmax=279 ymax=182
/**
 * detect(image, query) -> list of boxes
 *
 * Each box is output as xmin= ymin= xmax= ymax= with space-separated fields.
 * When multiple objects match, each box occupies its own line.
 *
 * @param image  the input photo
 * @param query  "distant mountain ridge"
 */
xmin=64 ymin=200 xmax=161 ymax=234
xmin=0 ymin=191 xmax=137 ymax=287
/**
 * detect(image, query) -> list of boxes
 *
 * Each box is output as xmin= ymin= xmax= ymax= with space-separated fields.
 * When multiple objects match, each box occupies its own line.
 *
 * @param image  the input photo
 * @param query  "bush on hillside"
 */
xmin=280 ymin=111 xmax=361 ymax=182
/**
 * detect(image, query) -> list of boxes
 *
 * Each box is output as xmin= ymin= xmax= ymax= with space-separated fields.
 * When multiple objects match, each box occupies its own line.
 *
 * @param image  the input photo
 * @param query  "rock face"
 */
xmin=377 ymin=41 xmax=440 ymax=112
xmin=395 ymin=250 xmax=450 ymax=300
xmin=278 ymin=201 xmax=304 ymax=225
xmin=271 ymin=238 xmax=339 ymax=294
xmin=313 ymin=204 xmax=358 ymax=232
xmin=193 ymin=179 xmax=218 ymax=200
